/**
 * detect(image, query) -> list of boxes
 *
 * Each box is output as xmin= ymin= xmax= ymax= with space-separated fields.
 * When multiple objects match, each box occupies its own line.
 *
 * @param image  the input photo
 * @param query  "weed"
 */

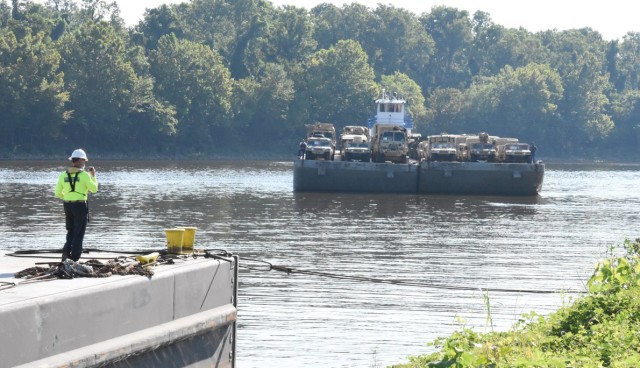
xmin=393 ymin=238 xmax=640 ymax=368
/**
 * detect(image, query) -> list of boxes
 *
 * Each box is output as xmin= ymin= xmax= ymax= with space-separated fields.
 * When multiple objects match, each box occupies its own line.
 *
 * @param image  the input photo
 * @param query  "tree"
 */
xmin=558 ymin=51 xmax=614 ymax=153
xmin=0 ymin=2 xmax=10 ymax=27
xmin=455 ymin=63 xmax=564 ymax=145
xmin=609 ymin=90 xmax=640 ymax=157
xmin=180 ymin=0 xmax=275 ymax=78
xmin=126 ymin=75 xmax=179 ymax=153
xmin=0 ymin=28 xmax=68 ymax=152
xmin=617 ymin=32 xmax=640 ymax=91
xmin=311 ymin=3 xmax=374 ymax=51
xmin=76 ymin=0 xmax=124 ymax=29
xmin=420 ymin=6 xmax=474 ymax=92
xmin=425 ymin=87 xmax=465 ymax=134
xmin=311 ymin=4 xmax=434 ymax=84
xmin=233 ymin=63 xmax=295 ymax=145
xmin=265 ymin=5 xmax=316 ymax=64
xmin=58 ymin=21 xmax=138 ymax=149
xmin=151 ymin=34 xmax=233 ymax=151
xmin=302 ymin=39 xmax=378 ymax=131
xmin=491 ymin=63 xmax=564 ymax=141
xmin=368 ymin=5 xmax=434 ymax=80
xmin=136 ymin=4 xmax=184 ymax=50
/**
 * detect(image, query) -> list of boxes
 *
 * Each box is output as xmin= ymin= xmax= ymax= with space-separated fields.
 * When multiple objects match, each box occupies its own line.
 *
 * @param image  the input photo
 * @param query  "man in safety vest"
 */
xmin=55 ymin=148 xmax=99 ymax=261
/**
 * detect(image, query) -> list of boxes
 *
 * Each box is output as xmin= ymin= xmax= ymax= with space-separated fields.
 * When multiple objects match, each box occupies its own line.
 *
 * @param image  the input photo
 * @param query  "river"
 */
xmin=1 ymin=160 xmax=639 ymax=367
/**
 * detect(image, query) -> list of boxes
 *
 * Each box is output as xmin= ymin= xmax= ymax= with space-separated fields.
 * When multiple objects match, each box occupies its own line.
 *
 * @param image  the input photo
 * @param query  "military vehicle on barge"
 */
xmin=304 ymin=123 xmax=336 ymax=160
xmin=340 ymin=126 xmax=371 ymax=162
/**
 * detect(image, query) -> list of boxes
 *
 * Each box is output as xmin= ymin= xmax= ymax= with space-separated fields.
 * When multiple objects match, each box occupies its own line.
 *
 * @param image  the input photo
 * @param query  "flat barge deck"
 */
xmin=0 ymin=251 xmax=237 ymax=368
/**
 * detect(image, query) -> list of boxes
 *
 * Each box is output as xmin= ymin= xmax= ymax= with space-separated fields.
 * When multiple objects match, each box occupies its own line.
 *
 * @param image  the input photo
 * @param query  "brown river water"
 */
xmin=1 ymin=160 xmax=639 ymax=367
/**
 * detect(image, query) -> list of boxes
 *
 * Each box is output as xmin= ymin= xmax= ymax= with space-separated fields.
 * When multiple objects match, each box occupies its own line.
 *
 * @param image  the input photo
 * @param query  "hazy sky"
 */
xmin=111 ymin=0 xmax=637 ymax=41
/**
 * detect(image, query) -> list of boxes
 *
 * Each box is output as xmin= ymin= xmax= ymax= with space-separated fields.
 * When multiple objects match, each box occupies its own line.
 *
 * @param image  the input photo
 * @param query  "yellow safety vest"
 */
xmin=55 ymin=167 xmax=98 ymax=201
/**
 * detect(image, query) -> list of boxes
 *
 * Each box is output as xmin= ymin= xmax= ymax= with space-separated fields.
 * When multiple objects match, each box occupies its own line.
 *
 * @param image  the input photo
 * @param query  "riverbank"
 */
xmin=393 ymin=238 xmax=640 ymax=367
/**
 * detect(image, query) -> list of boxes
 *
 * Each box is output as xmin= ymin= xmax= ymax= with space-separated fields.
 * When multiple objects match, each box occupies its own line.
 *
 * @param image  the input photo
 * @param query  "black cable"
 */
xmin=239 ymin=259 xmax=586 ymax=295
xmin=6 ymin=248 xmax=167 ymax=258
xmin=0 ymin=281 xmax=16 ymax=290
xmin=4 ymin=249 xmax=586 ymax=295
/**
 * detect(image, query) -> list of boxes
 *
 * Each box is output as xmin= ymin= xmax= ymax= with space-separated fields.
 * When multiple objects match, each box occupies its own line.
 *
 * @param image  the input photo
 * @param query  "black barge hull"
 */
xmin=293 ymin=159 xmax=544 ymax=196
xmin=293 ymin=159 xmax=418 ymax=193
xmin=418 ymin=161 xmax=544 ymax=196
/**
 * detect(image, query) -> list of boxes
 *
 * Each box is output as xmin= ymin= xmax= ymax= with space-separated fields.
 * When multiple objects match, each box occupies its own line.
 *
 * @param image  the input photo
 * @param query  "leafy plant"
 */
xmin=587 ymin=238 xmax=640 ymax=294
xmin=394 ymin=238 xmax=640 ymax=368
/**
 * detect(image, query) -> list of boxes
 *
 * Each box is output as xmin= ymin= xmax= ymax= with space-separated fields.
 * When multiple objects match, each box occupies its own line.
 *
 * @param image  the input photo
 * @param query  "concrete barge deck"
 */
xmin=0 ymin=251 xmax=237 ymax=368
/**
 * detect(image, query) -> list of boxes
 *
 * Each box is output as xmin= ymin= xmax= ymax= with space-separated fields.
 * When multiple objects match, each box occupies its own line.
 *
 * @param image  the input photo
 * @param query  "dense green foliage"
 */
xmin=394 ymin=238 xmax=640 ymax=367
xmin=1 ymin=0 xmax=640 ymax=159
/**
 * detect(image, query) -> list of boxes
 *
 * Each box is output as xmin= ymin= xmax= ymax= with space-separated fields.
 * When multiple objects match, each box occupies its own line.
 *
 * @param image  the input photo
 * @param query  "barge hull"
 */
xmin=293 ymin=159 xmax=418 ymax=193
xmin=293 ymin=159 xmax=544 ymax=196
xmin=419 ymin=161 xmax=544 ymax=196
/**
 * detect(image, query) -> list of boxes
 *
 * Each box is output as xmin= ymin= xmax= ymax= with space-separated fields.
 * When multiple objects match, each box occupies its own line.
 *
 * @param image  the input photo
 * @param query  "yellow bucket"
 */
xmin=180 ymin=227 xmax=197 ymax=253
xmin=165 ymin=228 xmax=185 ymax=254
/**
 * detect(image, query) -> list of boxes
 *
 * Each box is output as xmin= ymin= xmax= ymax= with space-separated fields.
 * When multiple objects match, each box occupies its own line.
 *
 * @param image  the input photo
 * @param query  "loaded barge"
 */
xmin=294 ymin=90 xmax=544 ymax=196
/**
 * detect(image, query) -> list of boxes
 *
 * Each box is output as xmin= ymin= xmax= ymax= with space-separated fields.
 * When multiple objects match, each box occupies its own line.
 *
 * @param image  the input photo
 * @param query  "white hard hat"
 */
xmin=69 ymin=148 xmax=88 ymax=161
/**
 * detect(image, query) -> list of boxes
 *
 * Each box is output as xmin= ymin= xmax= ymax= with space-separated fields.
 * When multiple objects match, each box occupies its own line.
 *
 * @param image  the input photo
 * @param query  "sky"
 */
xmin=111 ymin=0 xmax=637 ymax=41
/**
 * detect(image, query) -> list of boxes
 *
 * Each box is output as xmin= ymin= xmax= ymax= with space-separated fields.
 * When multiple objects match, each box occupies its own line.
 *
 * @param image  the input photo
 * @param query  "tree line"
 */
xmin=1 ymin=0 xmax=639 ymax=160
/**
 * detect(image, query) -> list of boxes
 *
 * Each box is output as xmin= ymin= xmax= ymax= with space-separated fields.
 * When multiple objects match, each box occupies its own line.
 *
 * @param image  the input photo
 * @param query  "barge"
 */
xmin=0 ymin=250 xmax=237 ymax=368
xmin=294 ymin=90 xmax=544 ymax=196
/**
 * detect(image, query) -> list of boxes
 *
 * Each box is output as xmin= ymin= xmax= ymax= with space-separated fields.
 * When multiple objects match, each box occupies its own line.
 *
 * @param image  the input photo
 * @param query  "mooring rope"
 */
xmin=2 ymin=248 xmax=586 ymax=294
xmin=0 ymin=281 xmax=17 ymax=290
xmin=238 ymin=257 xmax=587 ymax=295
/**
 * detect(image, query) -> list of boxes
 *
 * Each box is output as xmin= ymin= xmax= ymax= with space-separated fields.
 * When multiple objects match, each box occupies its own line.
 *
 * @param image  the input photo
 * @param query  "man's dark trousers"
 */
xmin=63 ymin=201 xmax=88 ymax=261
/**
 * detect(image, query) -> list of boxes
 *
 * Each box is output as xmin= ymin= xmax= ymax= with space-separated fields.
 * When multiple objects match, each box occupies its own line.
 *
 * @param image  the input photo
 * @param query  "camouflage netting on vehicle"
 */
xmin=14 ymin=259 xmax=157 ymax=279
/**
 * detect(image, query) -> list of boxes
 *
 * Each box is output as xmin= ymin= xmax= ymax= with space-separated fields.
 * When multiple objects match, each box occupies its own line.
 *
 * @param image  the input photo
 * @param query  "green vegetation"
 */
xmin=1 ymin=0 xmax=640 ymax=159
xmin=393 ymin=238 xmax=640 ymax=367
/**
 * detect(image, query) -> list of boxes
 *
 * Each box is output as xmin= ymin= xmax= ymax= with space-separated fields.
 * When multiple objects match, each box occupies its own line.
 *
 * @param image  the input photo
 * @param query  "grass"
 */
xmin=392 ymin=238 xmax=640 ymax=368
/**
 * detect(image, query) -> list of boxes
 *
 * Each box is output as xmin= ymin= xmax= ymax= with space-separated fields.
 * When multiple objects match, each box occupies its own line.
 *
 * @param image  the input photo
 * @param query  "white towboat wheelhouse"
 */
xmin=368 ymin=89 xmax=413 ymax=135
